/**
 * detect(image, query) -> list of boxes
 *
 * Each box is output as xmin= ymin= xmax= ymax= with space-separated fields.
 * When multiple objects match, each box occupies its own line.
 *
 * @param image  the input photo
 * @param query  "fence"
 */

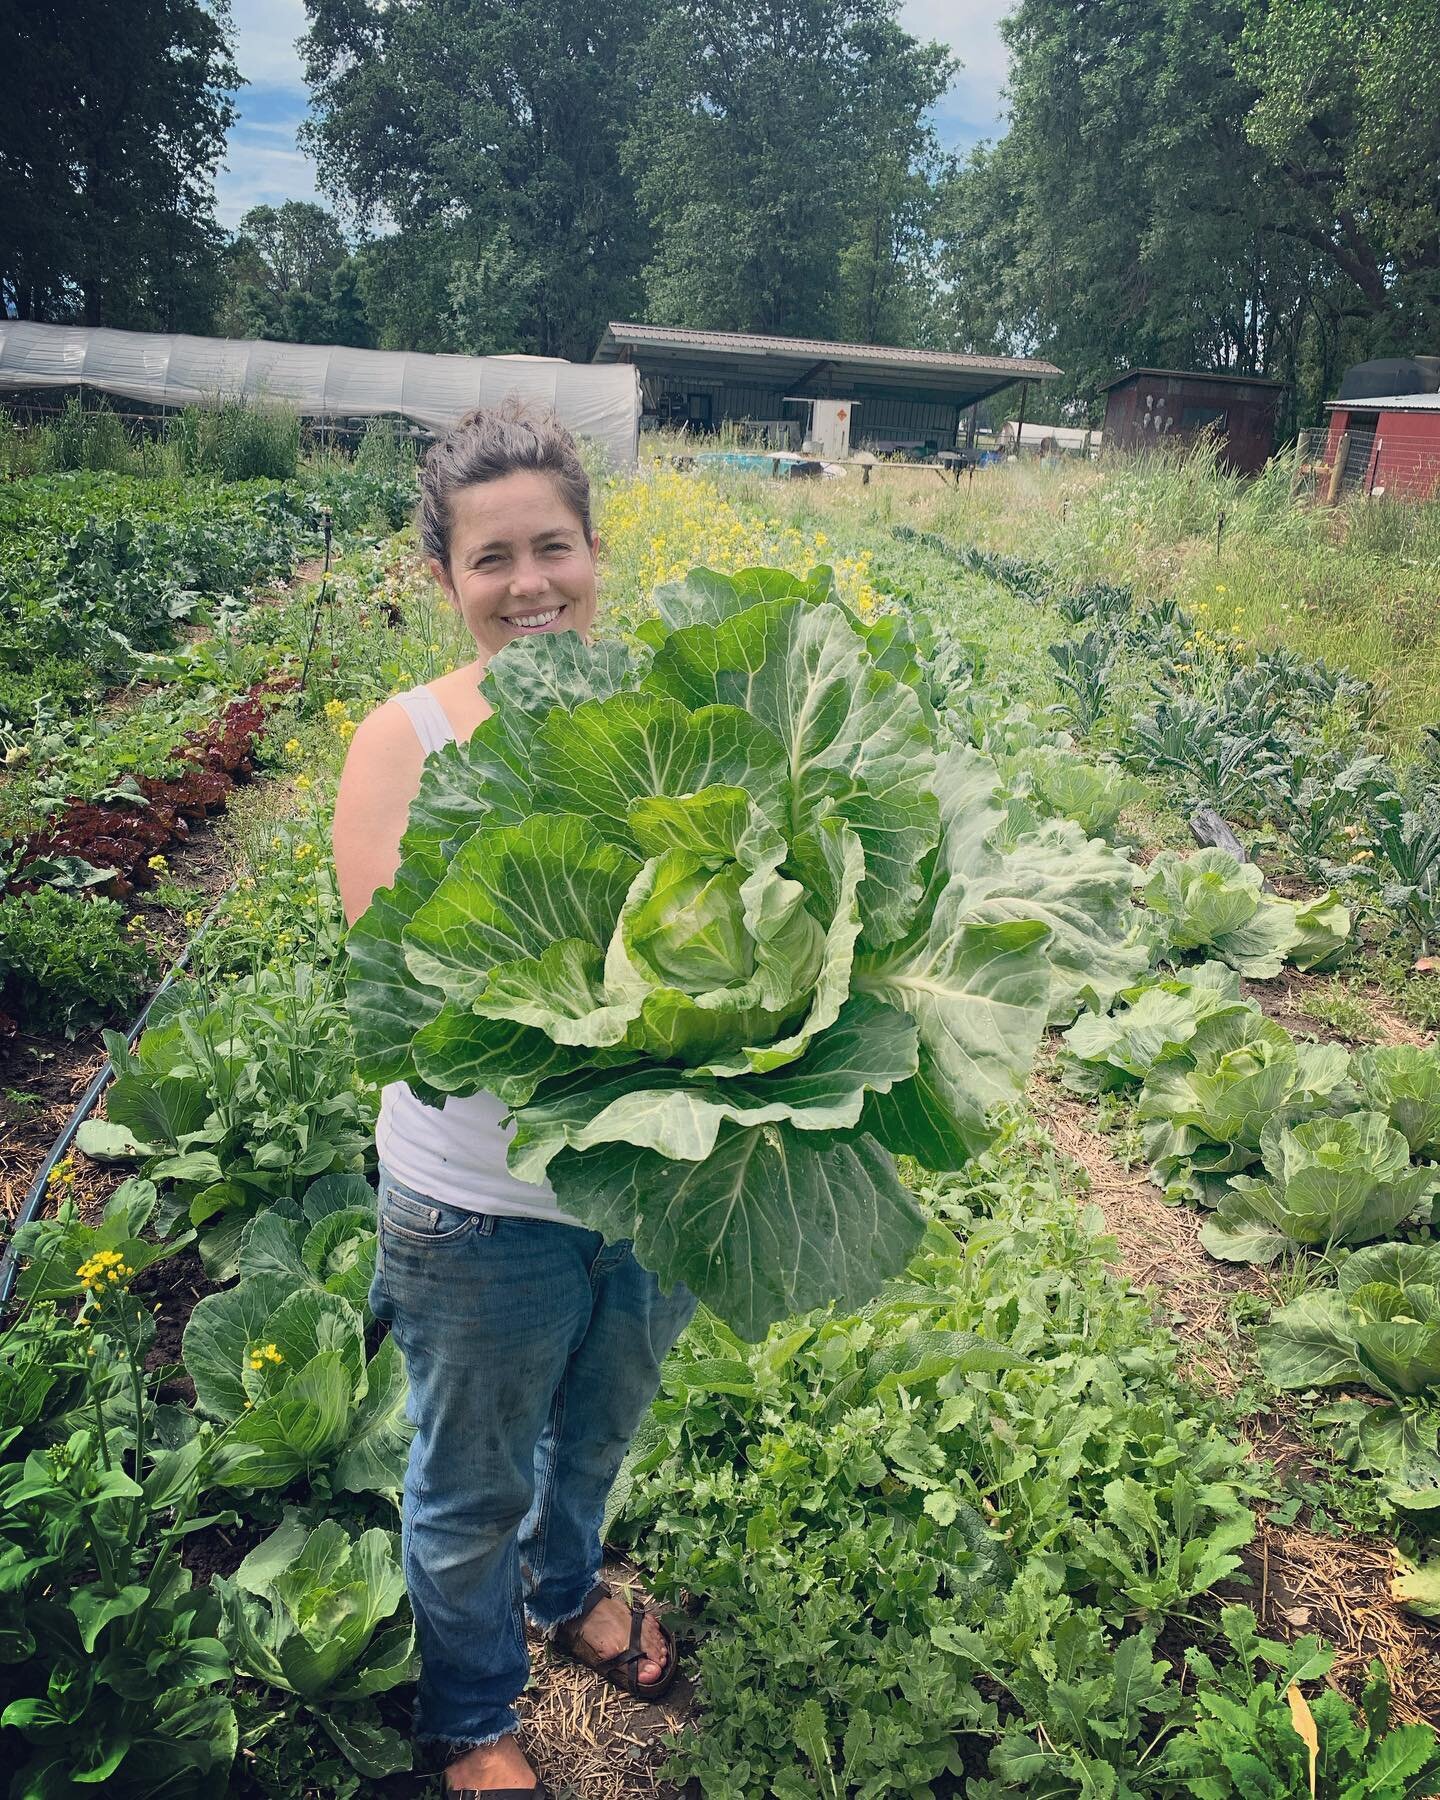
xmin=1291 ymin=425 xmax=1379 ymax=503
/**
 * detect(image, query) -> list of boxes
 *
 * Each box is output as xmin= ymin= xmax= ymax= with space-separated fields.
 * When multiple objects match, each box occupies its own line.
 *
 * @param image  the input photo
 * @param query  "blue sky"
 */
xmin=216 ymin=0 xmax=1011 ymax=230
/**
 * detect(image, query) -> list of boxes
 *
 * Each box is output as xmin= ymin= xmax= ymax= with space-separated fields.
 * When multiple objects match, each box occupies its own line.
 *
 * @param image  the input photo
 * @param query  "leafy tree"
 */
xmin=632 ymin=0 xmax=953 ymax=339
xmin=300 ymin=0 xmax=652 ymax=357
xmin=216 ymin=201 xmax=372 ymax=346
xmin=0 ymin=0 xmax=237 ymax=328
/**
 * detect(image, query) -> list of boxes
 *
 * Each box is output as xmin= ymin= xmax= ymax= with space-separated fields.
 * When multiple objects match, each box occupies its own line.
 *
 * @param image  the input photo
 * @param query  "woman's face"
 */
xmin=429 ymin=470 xmax=599 ymax=661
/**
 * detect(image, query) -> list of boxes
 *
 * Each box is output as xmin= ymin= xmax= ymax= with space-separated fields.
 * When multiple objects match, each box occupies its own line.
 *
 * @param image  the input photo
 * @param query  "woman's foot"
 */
xmin=565 ymin=1592 xmax=669 ymax=1686
xmin=443 ymin=1733 xmax=538 ymax=1795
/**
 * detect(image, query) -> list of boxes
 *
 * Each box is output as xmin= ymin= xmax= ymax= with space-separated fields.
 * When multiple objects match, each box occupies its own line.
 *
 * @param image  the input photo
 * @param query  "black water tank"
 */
xmin=1337 ymin=356 xmax=1440 ymax=401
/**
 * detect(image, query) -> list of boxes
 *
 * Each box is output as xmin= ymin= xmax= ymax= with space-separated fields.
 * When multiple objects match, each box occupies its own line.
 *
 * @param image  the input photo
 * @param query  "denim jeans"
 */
xmin=369 ymin=1163 xmax=699 ymax=1759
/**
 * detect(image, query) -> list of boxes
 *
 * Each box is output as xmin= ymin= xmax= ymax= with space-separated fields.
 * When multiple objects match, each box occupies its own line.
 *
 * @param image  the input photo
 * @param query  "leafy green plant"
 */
xmin=1260 ymin=1241 xmax=1440 ymax=1398
xmin=1139 ymin=1020 xmax=1351 ymax=1204
xmin=347 ymin=565 xmax=1141 ymax=1338
xmin=1143 ymin=847 xmax=1350 ymax=977
xmin=181 ymin=1276 xmax=410 ymax=1498
xmin=1363 ymin=790 xmax=1440 ymax=948
xmin=995 ymin=742 xmax=1145 ymax=841
xmin=216 ymin=1511 xmax=417 ymax=1778
xmin=235 ymin=1172 xmax=379 ymax=1312
xmin=1047 ymin=629 xmax=1116 ymax=735
xmin=1126 ymin=697 xmax=1288 ymax=818
xmin=1352 ymin=1043 xmax=1440 ymax=1159
xmin=1201 ymin=1113 xmax=1437 ymax=1263
xmin=77 ymin=963 xmax=374 ymax=1279
xmin=1153 ymin=1606 xmax=1440 ymax=1798
xmin=0 ymin=888 xmax=157 ymax=1037
xmin=11 ymin=1178 xmax=191 ymax=1302
xmin=1060 ymin=962 xmax=1254 ymax=1093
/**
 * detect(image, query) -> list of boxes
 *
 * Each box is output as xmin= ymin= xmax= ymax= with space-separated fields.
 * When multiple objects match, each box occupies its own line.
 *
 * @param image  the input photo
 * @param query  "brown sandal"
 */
xmin=548 ymin=1579 xmax=679 ymax=1702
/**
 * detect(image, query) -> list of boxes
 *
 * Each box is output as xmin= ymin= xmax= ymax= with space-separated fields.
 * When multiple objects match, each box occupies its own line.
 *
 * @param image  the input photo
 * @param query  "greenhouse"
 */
xmin=0 ymin=320 xmax=641 ymax=468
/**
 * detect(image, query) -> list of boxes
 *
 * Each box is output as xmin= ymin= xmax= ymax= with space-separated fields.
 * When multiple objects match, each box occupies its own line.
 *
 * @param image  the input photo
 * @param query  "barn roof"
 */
xmin=1101 ymin=366 xmax=1285 ymax=392
xmin=594 ymin=323 xmax=1059 ymax=404
xmin=1326 ymin=393 xmax=1440 ymax=414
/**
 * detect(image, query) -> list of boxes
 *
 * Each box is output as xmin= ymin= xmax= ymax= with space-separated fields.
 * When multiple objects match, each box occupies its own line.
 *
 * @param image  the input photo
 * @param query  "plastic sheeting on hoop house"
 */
xmin=0 ymin=321 xmax=640 ymax=469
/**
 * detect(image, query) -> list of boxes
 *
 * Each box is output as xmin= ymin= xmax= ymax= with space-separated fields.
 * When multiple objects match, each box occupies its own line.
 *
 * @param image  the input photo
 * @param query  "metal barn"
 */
xmin=593 ymin=323 xmax=1060 ymax=458
xmin=1101 ymin=368 xmax=1283 ymax=475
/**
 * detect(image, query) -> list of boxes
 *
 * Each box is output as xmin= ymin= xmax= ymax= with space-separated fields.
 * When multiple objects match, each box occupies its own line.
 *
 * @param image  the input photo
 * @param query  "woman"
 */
xmin=332 ymin=405 xmax=699 ymax=1800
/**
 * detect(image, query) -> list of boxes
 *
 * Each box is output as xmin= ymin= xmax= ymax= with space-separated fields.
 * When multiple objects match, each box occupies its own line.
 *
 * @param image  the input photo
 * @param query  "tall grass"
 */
xmin=718 ymin=438 xmax=1440 ymax=760
xmin=166 ymin=400 xmax=300 ymax=481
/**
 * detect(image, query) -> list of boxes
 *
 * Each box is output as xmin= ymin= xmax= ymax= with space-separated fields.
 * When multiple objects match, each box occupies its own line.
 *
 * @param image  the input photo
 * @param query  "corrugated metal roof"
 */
xmin=596 ymin=322 xmax=1060 ymax=381
xmin=1326 ymin=393 xmax=1440 ymax=414
xmin=1102 ymin=366 xmax=1285 ymax=391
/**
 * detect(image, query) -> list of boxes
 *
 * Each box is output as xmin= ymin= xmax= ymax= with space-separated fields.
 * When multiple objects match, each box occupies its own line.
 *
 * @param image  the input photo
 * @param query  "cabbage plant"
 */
xmin=1139 ymin=1018 xmax=1350 ymax=1205
xmin=1060 ymin=962 xmax=1253 ymax=1093
xmin=216 ymin=1511 xmax=417 ymax=1777
xmin=1260 ymin=1242 xmax=1440 ymax=1399
xmin=1352 ymin=1044 xmax=1440 ymax=1160
xmin=1201 ymin=1113 xmax=1439 ymax=1264
xmin=1143 ymin=848 xmax=1350 ymax=977
xmin=346 ymin=566 xmax=1142 ymax=1336
xmin=235 ymin=1172 xmax=378 ymax=1312
xmin=181 ymin=1275 xmax=410 ymax=1496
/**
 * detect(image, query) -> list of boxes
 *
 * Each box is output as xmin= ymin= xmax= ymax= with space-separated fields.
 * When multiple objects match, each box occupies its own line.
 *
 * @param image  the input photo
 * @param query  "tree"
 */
xmin=631 ymin=0 xmax=953 ymax=339
xmin=216 ymin=201 xmax=372 ymax=346
xmin=0 ymin=0 xmax=237 ymax=328
xmin=300 ymin=0 xmax=652 ymax=358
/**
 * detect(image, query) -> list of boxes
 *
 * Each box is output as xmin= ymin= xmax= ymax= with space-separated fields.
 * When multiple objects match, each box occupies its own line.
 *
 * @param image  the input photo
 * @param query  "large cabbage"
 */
xmin=346 ymin=568 xmax=1138 ymax=1336
xmin=1142 ymin=847 xmax=1350 ymax=977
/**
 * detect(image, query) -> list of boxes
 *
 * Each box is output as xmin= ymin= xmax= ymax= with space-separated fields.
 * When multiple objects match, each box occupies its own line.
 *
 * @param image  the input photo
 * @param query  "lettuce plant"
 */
xmin=216 ymin=1511 xmax=417 ymax=1778
xmin=346 ymin=566 xmax=1143 ymax=1337
xmin=1143 ymin=847 xmax=1350 ymax=977
xmin=1201 ymin=1113 xmax=1438 ymax=1264
xmin=181 ymin=1276 xmax=410 ymax=1497
xmin=1352 ymin=1044 xmax=1440 ymax=1160
xmin=1060 ymin=962 xmax=1253 ymax=1093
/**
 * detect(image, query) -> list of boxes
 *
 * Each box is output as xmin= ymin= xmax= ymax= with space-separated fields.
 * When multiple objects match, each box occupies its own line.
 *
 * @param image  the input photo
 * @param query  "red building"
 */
xmin=1323 ymin=395 xmax=1440 ymax=501
xmin=1101 ymin=368 xmax=1283 ymax=475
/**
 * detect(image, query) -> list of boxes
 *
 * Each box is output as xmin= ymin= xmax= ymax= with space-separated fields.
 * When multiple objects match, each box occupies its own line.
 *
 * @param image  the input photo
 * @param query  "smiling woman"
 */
xmin=329 ymin=402 xmax=690 ymax=1800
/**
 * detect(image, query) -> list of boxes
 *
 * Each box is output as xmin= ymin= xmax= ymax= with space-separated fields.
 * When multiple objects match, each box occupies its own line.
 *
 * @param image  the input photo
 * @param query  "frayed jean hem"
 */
xmin=526 ymin=1571 xmax=604 ymax=1639
xmin=415 ymin=1718 xmax=521 ymax=1769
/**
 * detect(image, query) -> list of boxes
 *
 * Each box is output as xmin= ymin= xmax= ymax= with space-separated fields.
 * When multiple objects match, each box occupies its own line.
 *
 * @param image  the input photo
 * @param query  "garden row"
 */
xmin=3 ymin=469 xmax=1437 ymax=1799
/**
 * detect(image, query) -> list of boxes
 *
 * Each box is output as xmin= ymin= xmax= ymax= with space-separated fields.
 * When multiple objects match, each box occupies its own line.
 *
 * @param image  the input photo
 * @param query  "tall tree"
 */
xmin=216 ymin=201 xmax=372 ymax=346
xmin=0 ymin=0 xmax=237 ymax=328
xmin=631 ymin=0 xmax=953 ymax=339
xmin=299 ymin=0 xmax=653 ymax=358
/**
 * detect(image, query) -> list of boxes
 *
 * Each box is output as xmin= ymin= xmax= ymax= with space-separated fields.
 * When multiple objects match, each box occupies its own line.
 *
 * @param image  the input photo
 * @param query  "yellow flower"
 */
xmin=293 ymin=842 xmax=316 ymax=862
xmin=337 ymin=719 xmax=356 ymax=742
xmin=147 ymin=854 xmax=168 ymax=874
xmin=294 ymin=774 xmax=312 ymax=793
xmin=324 ymin=698 xmax=350 ymax=722
xmin=1215 ymin=584 xmax=1227 ymax=594
xmin=283 ymin=738 xmax=303 ymax=759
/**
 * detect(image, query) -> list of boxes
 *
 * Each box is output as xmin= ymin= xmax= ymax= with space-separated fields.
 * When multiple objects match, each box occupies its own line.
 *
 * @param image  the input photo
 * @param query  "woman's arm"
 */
xmin=331 ymin=702 xmax=427 ymax=926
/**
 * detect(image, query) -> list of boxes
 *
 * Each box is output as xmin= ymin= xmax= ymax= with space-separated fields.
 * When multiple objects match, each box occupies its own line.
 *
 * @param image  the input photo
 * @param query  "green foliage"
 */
xmin=1261 ymin=1241 xmax=1440 ymax=1399
xmin=1143 ymin=847 xmax=1351 ymax=977
xmin=995 ymin=742 xmax=1145 ymax=842
xmin=76 ymin=964 xmax=374 ymax=1280
xmin=216 ymin=1513 xmax=416 ymax=1778
xmin=1352 ymin=1044 xmax=1440 ymax=1159
xmin=348 ymin=565 xmax=1146 ymax=1336
xmin=0 ymin=889 xmax=156 ymax=1037
xmin=1201 ymin=1112 xmax=1438 ymax=1263
xmin=1061 ymin=962 xmax=1254 ymax=1093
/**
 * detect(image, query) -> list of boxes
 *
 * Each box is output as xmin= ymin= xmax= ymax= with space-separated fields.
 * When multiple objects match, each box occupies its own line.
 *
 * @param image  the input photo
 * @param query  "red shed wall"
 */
xmin=1102 ymin=373 xmax=1279 ymax=475
xmin=1325 ymin=407 xmax=1440 ymax=500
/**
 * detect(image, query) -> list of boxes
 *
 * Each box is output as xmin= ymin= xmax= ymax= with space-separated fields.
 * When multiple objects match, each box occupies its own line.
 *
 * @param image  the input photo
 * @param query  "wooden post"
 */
xmin=1325 ymin=431 xmax=1350 ymax=506
xmin=965 ymin=402 xmax=978 ymax=451
xmin=1014 ymin=381 xmax=1029 ymax=456
xmin=1366 ymin=438 xmax=1384 ymax=496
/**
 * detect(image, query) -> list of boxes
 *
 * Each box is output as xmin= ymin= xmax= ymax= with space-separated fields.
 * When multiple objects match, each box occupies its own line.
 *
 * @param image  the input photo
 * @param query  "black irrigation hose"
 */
xmin=0 ymin=888 xmax=230 ymax=1312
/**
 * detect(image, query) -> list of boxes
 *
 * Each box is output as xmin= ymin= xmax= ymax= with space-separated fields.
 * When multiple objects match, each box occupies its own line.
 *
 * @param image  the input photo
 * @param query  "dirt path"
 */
xmin=1031 ymin=1072 xmax=1440 ymax=1724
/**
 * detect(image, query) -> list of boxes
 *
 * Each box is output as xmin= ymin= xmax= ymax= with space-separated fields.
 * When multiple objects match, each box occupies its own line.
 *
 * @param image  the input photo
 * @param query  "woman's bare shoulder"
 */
xmin=424 ymin=663 xmax=492 ymax=739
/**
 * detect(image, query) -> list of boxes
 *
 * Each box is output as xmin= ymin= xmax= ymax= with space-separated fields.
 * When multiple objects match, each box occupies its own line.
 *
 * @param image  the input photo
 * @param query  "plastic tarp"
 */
xmin=0 ymin=321 xmax=640 ymax=469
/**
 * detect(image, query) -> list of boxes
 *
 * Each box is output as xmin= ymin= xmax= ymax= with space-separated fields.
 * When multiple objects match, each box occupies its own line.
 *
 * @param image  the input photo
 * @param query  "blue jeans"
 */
xmin=369 ymin=1165 xmax=699 ymax=1759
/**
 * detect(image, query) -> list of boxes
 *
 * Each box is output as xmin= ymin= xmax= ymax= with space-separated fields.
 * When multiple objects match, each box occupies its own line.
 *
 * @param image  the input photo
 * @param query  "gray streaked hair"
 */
xmin=417 ymin=399 xmax=593 ymax=565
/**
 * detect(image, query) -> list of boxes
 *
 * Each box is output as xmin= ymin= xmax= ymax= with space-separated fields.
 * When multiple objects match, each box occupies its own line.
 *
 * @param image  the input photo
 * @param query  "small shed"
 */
xmin=1101 ymin=368 xmax=1283 ymax=475
xmin=593 ymin=323 xmax=1061 ymax=457
xmin=1323 ymin=394 xmax=1440 ymax=501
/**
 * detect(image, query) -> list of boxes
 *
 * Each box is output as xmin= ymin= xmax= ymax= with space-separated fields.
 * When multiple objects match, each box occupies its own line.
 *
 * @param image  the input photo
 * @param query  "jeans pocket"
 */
xmin=379 ymin=1179 xmax=489 ymax=1247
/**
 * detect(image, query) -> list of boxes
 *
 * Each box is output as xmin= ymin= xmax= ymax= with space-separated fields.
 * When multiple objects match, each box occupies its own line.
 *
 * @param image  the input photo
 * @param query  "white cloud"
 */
xmin=215 ymin=139 xmax=321 ymax=229
xmin=230 ymin=0 xmax=308 ymax=87
xmin=899 ymin=0 xmax=1012 ymax=140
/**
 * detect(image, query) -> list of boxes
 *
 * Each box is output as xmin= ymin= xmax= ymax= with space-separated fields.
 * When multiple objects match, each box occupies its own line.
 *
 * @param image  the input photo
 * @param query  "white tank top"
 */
xmin=373 ymin=686 xmax=585 ymax=1227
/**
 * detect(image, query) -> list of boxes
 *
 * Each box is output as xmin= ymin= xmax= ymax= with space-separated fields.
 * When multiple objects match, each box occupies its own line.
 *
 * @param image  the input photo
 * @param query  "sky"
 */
xmin=215 ymin=0 xmax=1012 ymax=231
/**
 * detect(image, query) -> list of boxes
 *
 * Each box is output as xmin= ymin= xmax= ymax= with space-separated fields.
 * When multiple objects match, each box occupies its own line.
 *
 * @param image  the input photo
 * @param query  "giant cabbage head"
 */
xmin=346 ymin=568 xmax=1142 ymax=1336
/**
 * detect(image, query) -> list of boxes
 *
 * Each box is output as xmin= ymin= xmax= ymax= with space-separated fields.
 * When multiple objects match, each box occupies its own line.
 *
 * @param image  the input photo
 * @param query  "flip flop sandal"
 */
xmin=549 ymin=1579 xmax=680 ymax=1702
xmin=439 ymin=1784 xmax=551 ymax=1799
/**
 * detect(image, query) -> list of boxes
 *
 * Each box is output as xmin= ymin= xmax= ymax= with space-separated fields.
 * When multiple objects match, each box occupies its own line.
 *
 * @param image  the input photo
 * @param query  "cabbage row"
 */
xmin=347 ymin=567 xmax=1145 ymax=1338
